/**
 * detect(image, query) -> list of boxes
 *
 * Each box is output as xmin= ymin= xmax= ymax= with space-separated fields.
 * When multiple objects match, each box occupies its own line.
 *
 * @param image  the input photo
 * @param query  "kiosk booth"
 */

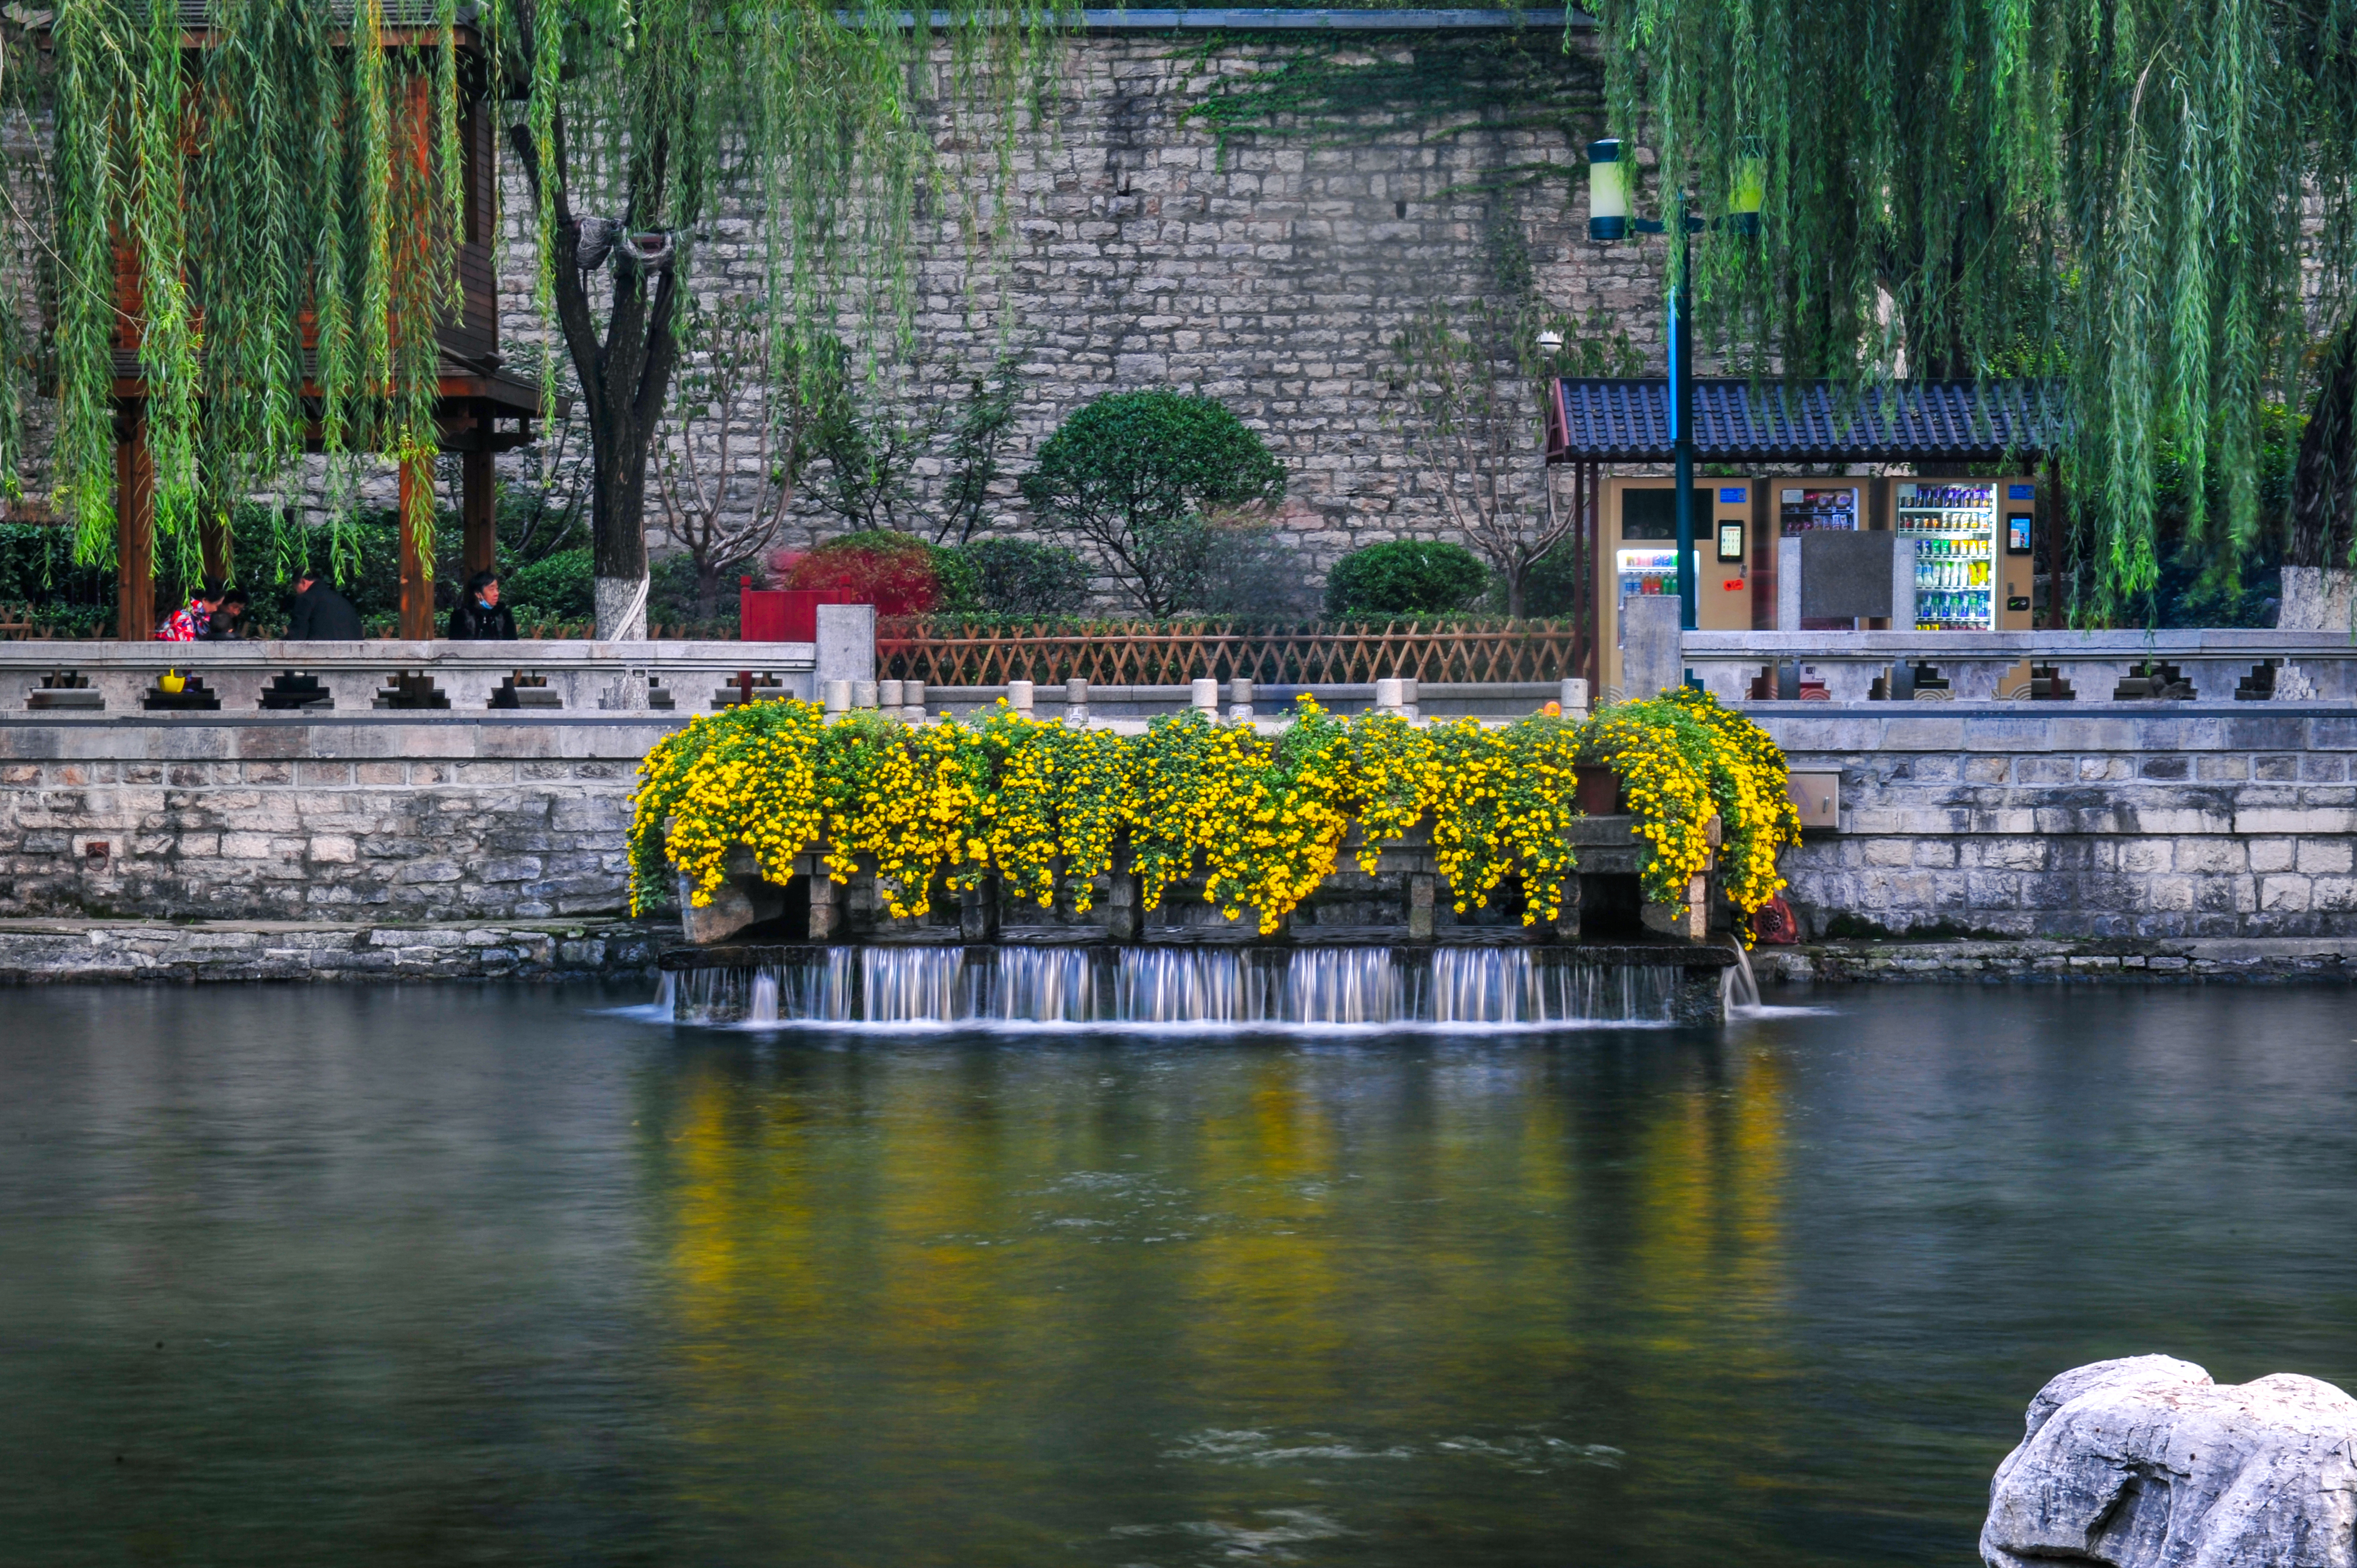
xmin=1546 ymin=380 xmax=2066 ymax=697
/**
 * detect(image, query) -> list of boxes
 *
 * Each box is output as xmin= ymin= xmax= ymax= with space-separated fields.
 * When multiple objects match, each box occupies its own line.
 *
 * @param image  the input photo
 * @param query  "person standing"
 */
xmin=158 ymin=583 xmax=222 ymax=642
xmin=446 ymin=570 xmax=517 ymax=640
xmin=288 ymin=571 xmax=364 ymax=640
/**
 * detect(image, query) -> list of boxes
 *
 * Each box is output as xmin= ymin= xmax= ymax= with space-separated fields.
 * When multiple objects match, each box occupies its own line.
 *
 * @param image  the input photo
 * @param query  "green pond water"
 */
xmin=1 ymin=982 xmax=2352 ymax=1566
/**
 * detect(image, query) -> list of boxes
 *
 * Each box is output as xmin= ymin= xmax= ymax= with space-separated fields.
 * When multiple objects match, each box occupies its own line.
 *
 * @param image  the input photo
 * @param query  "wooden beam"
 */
xmin=461 ymin=446 xmax=497 ymax=581
xmin=115 ymin=414 xmax=154 ymax=642
xmin=397 ymin=457 xmax=436 ymax=641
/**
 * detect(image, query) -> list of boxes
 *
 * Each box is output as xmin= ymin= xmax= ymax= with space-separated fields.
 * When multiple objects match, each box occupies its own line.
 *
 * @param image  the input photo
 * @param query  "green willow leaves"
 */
xmin=1590 ymin=0 xmax=2357 ymax=617
xmin=3 ymin=0 xmax=1057 ymax=585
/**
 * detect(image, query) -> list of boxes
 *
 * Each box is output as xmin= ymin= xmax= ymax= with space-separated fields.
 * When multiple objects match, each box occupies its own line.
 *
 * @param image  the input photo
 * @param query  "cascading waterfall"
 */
xmin=661 ymin=946 xmax=1682 ymax=1028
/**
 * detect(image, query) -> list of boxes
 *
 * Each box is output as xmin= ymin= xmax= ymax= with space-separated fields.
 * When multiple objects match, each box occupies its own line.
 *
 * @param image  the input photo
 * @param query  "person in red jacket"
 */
xmin=159 ymin=583 xmax=223 ymax=642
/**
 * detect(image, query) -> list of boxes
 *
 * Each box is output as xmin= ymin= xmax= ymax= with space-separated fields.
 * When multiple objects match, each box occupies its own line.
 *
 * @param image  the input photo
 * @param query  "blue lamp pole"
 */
xmin=1587 ymin=139 xmax=1759 ymax=633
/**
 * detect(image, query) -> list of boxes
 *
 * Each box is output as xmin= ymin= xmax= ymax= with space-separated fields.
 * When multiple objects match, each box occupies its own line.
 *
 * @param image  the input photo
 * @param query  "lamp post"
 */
xmin=1586 ymin=137 xmax=1760 ymax=633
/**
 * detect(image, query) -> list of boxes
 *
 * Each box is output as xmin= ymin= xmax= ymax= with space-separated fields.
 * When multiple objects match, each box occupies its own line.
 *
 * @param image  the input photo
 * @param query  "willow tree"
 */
xmin=1589 ymin=0 xmax=2357 ymax=621
xmin=3 ymin=0 xmax=1053 ymax=638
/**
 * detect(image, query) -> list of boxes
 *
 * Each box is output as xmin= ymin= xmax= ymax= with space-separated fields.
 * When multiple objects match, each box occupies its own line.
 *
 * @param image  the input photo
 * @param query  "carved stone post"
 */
xmin=960 ymin=874 xmax=1002 ymax=942
xmin=808 ymin=872 xmax=842 ymax=940
xmin=1407 ymin=873 xmax=1437 ymax=940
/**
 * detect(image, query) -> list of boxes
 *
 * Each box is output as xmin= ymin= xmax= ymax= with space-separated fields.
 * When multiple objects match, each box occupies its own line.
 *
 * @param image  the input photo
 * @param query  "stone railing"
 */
xmin=1679 ymin=630 xmax=2357 ymax=706
xmin=0 ymin=605 xmax=878 ymax=716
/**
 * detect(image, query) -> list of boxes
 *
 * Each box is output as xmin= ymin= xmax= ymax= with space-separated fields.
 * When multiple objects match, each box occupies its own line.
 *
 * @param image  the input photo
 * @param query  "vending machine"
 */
xmin=1774 ymin=481 xmax=1870 ymax=629
xmin=1597 ymin=477 xmax=1753 ymax=698
xmin=1886 ymin=477 xmax=2037 ymax=630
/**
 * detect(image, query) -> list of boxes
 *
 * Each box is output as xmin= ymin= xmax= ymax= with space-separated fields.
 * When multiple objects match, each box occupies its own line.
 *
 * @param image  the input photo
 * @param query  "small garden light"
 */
xmin=1729 ymin=138 xmax=1765 ymax=234
xmin=1536 ymin=329 xmax=1565 ymax=352
xmin=1585 ymin=138 xmax=1628 ymax=242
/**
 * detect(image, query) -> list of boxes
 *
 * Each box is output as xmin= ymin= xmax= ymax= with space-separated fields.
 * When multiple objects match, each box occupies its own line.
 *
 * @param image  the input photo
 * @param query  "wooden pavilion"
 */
xmin=102 ymin=10 xmax=545 ymax=641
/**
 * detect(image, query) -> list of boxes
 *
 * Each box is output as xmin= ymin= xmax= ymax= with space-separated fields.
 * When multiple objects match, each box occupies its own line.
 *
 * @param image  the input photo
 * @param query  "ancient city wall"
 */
xmin=488 ymin=24 xmax=1654 ymax=577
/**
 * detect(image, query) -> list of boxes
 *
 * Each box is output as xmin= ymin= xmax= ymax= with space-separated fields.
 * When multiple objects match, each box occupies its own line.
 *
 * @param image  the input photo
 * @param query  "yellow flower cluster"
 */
xmin=1574 ymin=688 xmax=1804 ymax=938
xmin=1663 ymin=686 xmax=1804 ymax=919
xmin=631 ymin=702 xmax=827 ymax=914
xmin=627 ymin=689 xmax=1799 ymax=938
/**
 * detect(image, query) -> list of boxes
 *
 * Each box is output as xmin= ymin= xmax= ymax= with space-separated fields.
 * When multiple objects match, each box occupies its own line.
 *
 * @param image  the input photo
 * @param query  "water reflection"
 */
xmin=0 ymin=984 xmax=2352 ymax=1566
xmin=637 ymin=1028 xmax=1798 ymax=1565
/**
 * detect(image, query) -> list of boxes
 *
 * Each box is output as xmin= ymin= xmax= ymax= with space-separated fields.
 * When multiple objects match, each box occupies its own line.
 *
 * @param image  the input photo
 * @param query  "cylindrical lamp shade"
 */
xmin=1729 ymin=138 xmax=1765 ymax=234
xmin=1586 ymin=138 xmax=1629 ymax=241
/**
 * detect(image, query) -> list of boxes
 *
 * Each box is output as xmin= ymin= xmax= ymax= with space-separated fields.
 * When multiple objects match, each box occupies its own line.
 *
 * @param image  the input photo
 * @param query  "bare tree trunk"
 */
xmin=2290 ymin=314 xmax=2357 ymax=571
xmin=508 ymin=80 xmax=680 ymax=642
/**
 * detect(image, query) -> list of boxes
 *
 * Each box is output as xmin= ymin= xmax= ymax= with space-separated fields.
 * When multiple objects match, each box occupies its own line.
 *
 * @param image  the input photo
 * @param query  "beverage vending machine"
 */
xmin=1887 ymin=478 xmax=2037 ymax=630
xmin=1596 ymin=477 xmax=1753 ymax=698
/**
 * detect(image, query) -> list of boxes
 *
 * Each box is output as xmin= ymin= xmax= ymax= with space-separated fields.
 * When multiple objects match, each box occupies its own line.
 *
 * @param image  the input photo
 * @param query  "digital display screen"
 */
xmin=2006 ymin=514 xmax=2034 ymax=554
xmin=1717 ymin=521 xmax=1745 ymax=561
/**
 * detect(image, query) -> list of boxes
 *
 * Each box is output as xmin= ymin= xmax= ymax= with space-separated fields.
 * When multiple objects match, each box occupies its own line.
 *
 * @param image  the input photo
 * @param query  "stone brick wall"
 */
xmin=1757 ymin=705 xmax=2357 ymax=939
xmin=19 ymin=700 xmax=2353 ymax=942
xmin=484 ymin=28 xmax=1659 ymax=590
xmin=0 ymin=717 xmax=677 ymax=922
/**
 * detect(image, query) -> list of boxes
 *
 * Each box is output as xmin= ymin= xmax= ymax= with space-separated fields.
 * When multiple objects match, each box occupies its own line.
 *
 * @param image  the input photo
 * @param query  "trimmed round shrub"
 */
xmin=1323 ymin=540 xmax=1490 ymax=615
xmin=1020 ymin=391 xmax=1287 ymax=616
xmin=956 ymin=538 xmax=1093 ymax=614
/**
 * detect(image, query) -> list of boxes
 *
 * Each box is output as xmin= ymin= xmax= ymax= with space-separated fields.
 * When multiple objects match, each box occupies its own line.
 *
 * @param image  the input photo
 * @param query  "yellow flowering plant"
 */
xmin=1663 ymin=686 xmax=1804 ymax=918
xmin=1577 ymin=689 xmax=1800 ymax=934
xmin=629 ymin=700 xmax=827 ymax=916
xmin=628 ymin=686 xmax=1799 ymax=937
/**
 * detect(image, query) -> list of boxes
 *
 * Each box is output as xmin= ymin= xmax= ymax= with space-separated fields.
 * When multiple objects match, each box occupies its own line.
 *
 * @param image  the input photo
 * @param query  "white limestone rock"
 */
xmin=1982 ymin=1355 xmax=2357 ymax=1567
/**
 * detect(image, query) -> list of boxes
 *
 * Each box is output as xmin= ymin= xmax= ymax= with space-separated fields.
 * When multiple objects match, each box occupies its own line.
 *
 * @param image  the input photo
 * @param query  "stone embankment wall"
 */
xmin=10 ymin=704 xmax=2357 ymax=946
xmin=0 ymin=717 xmax=674 ymax=923
xmin=1758 ymin=704 xmax=2357 ymax=939
xmin=0 ymin=917 xmax=674 ymax=984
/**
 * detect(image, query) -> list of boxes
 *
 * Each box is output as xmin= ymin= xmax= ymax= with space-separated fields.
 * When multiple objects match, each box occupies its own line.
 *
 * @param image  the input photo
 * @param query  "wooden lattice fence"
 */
xmin=877 ymin=619 xmax=1590 ymax=687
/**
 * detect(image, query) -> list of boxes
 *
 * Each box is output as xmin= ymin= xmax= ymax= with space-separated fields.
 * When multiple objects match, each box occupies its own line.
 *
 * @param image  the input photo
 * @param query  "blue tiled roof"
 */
xmin=1546 ymin=379 xmax=2069 ymax=463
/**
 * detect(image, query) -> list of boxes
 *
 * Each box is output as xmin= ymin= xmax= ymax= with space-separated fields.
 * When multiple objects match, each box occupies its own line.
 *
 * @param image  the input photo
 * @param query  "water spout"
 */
xmin=1720 ymin=938 xmax=1762 ymax=1015
xmin=747 ymin=971 xmax=780 ymax=1027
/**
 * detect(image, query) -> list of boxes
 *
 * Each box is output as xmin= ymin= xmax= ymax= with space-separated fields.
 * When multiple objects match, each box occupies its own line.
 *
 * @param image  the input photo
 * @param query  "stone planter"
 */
xmin=668 ymin=814 xmax=1729 ymax=948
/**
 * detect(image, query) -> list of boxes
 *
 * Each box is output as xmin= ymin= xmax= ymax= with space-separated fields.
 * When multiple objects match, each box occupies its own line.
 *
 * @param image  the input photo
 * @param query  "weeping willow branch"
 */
xmin=1590 ymin=0 xmax=2357 ymax=621
xmin=5 ymin=0 xmax=1060 ymax=627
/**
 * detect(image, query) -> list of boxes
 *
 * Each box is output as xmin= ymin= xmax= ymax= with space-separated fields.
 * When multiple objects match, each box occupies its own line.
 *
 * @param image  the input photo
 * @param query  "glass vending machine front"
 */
xmin=1895 ymin=480 xmax=1996 ymax=629
xmin=1616 ymin=547 xmax=1682 ymax=608
xmin=1777 ymin=487 xmax=1857 ymax=532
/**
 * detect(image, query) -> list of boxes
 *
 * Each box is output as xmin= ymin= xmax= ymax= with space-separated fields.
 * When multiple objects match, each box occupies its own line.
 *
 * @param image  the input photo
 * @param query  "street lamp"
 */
xmin=1585 ymin=138 xmax=1630 ymax=242
xmin=1584 ymin=136 xmax=1762 ymax=632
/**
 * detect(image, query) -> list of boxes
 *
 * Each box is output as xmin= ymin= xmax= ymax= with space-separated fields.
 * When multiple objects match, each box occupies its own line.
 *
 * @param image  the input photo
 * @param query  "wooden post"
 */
xmin=115 ymin=413 xmax=155 ymax=641
xmin=397 ymin=457 xmax=435 ymax=641
xmin=461 ymin=445 xmax=497 ymax=581
xmin=199 ymin=511 xmax=231 ymax=586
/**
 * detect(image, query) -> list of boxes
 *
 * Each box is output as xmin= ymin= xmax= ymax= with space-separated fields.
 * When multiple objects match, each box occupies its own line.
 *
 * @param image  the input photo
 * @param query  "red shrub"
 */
xmin=771 ymin=534 xmax=940 ymax=616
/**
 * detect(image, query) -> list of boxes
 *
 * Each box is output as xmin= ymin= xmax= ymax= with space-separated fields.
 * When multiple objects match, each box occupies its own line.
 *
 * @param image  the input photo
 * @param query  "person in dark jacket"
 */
xmin=447 ymin=570 xmax=517 ymax=640
xmin=201 ymin=588 xmax=251 ymax=640
xmin=288 ymin=572 xmax=364 ymax=640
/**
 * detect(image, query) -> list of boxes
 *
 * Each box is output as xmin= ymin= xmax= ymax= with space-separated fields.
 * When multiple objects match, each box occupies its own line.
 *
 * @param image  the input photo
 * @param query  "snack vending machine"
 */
xmin=1597 ymin=478 xmax=1753 ymax=698
xmin=1888 ymin=478 xmax=2036 ymax=630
